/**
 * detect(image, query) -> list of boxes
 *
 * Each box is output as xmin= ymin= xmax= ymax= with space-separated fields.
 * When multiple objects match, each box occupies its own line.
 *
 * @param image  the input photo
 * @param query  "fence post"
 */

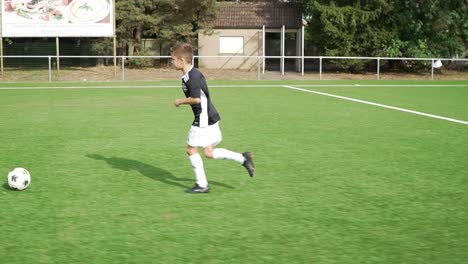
xmin=48 ymin=56 xmax=52 ymax=82
xmin=121 ymin=56 xmax=125 ymax=81
xmin=301 ymin=25 xmax=304 ymax=76
xmin=0 ymin=37 xmax=3 ymax=77
xmin=114 ymin=36 xmax=117 ymax=78
xmin=431 ymin=59 xmax=434 ymax=80
xmin=377 ymin=57 xmax=380 ymax=80
xmin=257 ymin=56 xmax=260 ymax=80
xmin=262 ymin=25 xmax=265 ymax=75
xmin=319 ymin=57 xmax=322 ymax=80
xmin=281 ymin=25 xmax=285 ymax=76
xmin=56 ymin=37 xmax=60 ymax=75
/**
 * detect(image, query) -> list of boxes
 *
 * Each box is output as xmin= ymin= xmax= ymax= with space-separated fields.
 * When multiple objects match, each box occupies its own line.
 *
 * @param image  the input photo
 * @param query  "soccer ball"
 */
xmin=7 ymin=168 xmax=31 ymax=191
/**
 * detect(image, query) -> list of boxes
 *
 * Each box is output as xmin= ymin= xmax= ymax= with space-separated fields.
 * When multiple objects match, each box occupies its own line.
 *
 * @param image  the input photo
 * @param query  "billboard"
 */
xmin=1 ymin=0 xmax=114 ymax=37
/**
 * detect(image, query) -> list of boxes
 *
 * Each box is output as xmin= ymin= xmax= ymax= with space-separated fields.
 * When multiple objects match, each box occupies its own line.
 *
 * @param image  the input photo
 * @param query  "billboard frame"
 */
xmin=0 ymin=0 xmax=116 ymax=76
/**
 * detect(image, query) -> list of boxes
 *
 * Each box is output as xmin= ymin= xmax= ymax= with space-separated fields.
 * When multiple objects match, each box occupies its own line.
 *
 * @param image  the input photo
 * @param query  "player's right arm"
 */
xmin=174 ymin=97 xmax=201 ymax=107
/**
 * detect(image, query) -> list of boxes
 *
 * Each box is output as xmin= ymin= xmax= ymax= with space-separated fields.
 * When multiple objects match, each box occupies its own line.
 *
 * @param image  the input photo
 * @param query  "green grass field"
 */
xmin=1 ymin=80 xmax=467 ymax=264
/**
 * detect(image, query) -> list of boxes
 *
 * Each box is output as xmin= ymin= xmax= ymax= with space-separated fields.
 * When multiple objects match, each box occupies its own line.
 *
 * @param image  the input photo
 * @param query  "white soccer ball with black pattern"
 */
xmin=7 ymin=168 xmax=31 ymax=191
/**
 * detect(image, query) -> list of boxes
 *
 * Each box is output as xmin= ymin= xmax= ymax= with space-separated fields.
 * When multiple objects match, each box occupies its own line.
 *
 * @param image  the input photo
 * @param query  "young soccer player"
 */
xmin=171 ymin=43 xmax=255 ymax=193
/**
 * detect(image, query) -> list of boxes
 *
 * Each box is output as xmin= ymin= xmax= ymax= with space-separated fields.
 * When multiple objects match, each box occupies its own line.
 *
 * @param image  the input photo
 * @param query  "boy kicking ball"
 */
xmin=171 ymin=43 xmax=255 ymax=193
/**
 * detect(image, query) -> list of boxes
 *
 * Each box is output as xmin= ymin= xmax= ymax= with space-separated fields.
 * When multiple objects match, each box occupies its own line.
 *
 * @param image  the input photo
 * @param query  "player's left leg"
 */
xmin=203 ymin=145 xmax=256 ymax=177
xmin=204 ymin=145 xmax=243 ymax=162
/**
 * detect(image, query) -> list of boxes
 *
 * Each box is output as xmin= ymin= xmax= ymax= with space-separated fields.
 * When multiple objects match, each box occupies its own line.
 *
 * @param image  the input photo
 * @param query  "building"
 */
xmin=198 ymin=1 xmax=304 ymax=72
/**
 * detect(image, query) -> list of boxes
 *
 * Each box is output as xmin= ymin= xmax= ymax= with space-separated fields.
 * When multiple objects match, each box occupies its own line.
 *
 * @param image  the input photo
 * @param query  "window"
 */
xmin=219 ymin=36 xmax=244 ymax=54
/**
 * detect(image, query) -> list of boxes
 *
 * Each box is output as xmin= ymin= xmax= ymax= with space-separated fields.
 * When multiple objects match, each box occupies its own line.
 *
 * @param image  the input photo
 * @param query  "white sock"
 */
xmin=213 ymin=148 xmax=245 ymax=164
xmin=189 ymin=153 xmax=208 ymax=187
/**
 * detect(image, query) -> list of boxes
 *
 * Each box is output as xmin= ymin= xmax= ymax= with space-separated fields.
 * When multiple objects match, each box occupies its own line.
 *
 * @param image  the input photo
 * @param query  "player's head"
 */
xmin=171 ymin=43 xmax=193 ymax=69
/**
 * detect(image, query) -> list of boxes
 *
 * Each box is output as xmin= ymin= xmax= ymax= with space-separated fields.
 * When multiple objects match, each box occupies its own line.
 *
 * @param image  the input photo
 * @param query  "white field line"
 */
xmin=0 ymin=84 xmax=467 ymax=90
xmin=283 ymin=85 xmax=468 ymax=125
xmin=0 ymin=85 xmax=180 ymax=90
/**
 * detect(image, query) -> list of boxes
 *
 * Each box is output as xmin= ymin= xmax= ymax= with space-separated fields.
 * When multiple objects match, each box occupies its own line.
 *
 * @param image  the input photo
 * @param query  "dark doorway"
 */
xmin=265 ymin=31 xmax=298 ymax=71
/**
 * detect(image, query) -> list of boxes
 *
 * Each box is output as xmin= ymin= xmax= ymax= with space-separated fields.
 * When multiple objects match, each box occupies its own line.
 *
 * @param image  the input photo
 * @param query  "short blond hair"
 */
xmin=171 ymin=43 xmax=193 ymax=64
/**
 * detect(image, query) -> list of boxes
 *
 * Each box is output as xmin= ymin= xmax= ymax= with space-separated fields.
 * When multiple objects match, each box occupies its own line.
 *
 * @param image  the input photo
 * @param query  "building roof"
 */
xmin=213 ymin=2 xmax=303 ymax=29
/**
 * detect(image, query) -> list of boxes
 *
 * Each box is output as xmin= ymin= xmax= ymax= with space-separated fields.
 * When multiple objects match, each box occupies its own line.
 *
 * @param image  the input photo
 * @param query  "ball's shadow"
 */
xmin=86 ymin=154 xmax=234 ymax=190
xmin=2 ymin=182 xmax=11 ymax=190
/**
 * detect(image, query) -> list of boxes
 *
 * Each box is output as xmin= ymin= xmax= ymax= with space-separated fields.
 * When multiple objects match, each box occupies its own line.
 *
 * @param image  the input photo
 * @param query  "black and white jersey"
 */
xmin=181 ymin=65 xmax=221 ymax=127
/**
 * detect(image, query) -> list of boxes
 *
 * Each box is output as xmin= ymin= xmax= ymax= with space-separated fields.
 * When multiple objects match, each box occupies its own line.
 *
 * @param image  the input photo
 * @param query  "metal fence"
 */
xmin=0 ymin=55 xmax=466 ymax=82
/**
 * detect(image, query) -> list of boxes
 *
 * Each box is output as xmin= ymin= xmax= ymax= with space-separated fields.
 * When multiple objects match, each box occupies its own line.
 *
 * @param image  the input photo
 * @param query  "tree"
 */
xmin=91 ymin=0 xmax=218 ymax=56
xmin=303 ymin=0 xmax=467 ymax=61
xmin=160 ymin=0 xmax=218 ymax=47
xmin=388 ymin=0 xmax=467 ymax=58
xmin=303 ymin=0 xmax=396 ymax=70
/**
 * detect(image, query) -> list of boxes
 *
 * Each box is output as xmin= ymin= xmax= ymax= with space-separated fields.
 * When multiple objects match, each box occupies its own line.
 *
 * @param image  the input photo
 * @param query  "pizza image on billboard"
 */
xmin=3 ymin=0 xmax=110 ymax=23
xmin=2 ymin=0 xmax=114 ymax=36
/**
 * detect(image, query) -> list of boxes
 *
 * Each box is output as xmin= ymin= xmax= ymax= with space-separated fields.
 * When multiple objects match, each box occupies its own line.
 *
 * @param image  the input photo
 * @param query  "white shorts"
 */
xmin=187 ymin=122 xmax=222 ymax=148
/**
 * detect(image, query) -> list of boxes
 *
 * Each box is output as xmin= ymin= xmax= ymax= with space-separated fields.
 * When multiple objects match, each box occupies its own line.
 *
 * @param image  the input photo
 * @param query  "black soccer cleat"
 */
xmin=185 ymin=184 xmax=210 ymax=194
xmin=242 ymin=152 xmax=255 ymax=177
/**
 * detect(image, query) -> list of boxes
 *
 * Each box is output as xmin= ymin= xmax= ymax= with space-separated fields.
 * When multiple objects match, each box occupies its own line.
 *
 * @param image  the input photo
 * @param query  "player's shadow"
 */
xmin=86 ymin=154 xmax=234 ymax=190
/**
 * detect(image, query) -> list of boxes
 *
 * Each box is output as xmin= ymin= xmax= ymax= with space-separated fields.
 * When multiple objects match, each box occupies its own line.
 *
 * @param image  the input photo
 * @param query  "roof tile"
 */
xmin=213 ymin=2 xmax=302 ymax=29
